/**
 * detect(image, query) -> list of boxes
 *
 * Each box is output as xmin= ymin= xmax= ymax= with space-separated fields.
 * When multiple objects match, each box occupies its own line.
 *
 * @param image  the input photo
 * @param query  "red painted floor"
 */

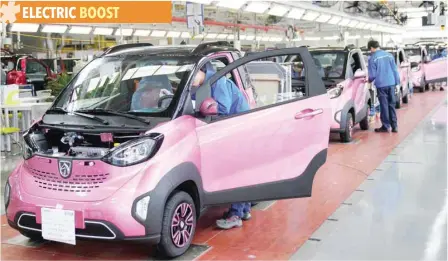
xmin=1 ymin=91 xmax=446 ymax=260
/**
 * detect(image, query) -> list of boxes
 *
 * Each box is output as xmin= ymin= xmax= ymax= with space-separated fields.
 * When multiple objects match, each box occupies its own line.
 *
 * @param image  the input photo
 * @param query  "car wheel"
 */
xmin=340 ymin=112 xmax=354 ymax=143
xmin=395 ymin=89 xmax=402 ymax=109
xmin=20 ymin=230 xmax=44 ymax=241
xmin=359 ymin=105 xmax=370 ymax=131
xmin=402 ymin=92 xmax=409 ymax=104
xmin=158 ymin=191 xmax=196 ymax=258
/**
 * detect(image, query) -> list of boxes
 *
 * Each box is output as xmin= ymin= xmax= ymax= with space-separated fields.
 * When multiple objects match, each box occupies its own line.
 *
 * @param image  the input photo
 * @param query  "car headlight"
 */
xmin=102 ymin=135 xmax=163 ymax=167
xmin=4 ymin=181 xmax=10 ymax=210
xmin=135 ymin=196 xmax=150 ymax=221
xmin=327 ymin=86 xmax=343 ymax=99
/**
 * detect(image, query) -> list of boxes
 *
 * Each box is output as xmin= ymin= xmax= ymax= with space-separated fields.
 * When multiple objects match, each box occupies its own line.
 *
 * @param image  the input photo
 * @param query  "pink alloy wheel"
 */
xmin=171 ymin=202 xmax=194 ymax=248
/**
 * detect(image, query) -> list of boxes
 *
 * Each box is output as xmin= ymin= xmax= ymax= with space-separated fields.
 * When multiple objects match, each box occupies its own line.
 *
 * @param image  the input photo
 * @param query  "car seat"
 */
xmin=130 ymin=75 xmax=173 ymax=111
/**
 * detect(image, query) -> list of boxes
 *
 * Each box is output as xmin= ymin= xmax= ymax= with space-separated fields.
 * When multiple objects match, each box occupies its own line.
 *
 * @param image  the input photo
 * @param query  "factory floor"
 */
xmin=1 ymin=90 xmax=446 ymax=260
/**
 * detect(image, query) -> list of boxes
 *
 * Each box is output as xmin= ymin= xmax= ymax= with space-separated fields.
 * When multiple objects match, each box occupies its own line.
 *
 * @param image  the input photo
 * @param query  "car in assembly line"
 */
xmin=404 ymin=45 xmax=430 ymax=92
xmin=362 ymin=47 xmax=411 ymax=109
xmin=5 ymin=42 xmax=332 ymax=258
xmin=286 ymin=46 xmax=372 ymax=143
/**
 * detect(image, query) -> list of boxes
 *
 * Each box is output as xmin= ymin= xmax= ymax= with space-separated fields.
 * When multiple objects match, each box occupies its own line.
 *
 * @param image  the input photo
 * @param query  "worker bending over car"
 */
xmin=191 ymin=62 xmax=252 ymax=229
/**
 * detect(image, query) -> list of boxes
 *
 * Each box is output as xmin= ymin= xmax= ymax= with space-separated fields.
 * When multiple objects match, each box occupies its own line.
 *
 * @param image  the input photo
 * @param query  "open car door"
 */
xmin=424 ymin=56 xmax=447 ymax=84
xmin=194 ymin=48 xmax=332 ymax=205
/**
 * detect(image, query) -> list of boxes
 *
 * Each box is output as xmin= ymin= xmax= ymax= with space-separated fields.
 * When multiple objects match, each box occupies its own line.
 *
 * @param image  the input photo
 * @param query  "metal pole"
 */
xmin=120 ymin=24 xmax=123 ymax=44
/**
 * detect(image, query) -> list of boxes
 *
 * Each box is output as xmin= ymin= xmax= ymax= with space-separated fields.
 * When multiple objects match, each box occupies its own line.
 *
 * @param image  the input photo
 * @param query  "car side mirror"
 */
xmin=400 ymin=62 xmax=410 ymax=68
xmin=410 ymin=62 xmax=419 ymax=68
xmin=199 ymin=97 xmax=218 ymax=116
xmin=354 ymin=70 xmax=366 ymax=79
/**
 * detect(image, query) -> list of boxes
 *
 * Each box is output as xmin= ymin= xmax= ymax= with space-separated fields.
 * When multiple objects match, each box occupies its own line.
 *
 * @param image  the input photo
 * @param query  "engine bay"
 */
xmin=24 ymin=124 xmax=144 ymax=159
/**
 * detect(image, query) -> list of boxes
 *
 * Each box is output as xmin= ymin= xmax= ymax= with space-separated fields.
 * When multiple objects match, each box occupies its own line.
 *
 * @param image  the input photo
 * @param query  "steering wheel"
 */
xmin=157 ymin=95 xmax=174 ymax=108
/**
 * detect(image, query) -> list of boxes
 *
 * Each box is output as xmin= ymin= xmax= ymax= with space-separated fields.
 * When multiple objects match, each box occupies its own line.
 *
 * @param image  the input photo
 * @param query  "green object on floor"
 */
xmin=0 ymin=127 xmax=20 ymax=134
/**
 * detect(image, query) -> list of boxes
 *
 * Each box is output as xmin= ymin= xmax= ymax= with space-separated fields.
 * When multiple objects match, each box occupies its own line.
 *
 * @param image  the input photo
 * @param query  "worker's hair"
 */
xmin=367 ymin=40 xmax=380 ymax=49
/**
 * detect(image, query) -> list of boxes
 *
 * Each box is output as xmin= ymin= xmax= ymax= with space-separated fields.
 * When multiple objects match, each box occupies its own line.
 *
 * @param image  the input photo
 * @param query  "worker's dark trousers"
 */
xmin=377 ymin=86 xmax=398 ymax=130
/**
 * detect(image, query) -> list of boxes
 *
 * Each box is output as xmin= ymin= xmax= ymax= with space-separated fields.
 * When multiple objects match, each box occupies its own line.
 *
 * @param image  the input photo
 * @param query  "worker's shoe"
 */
xmin=216 ymin=215 xmax=243 ymax=229
xmin=392 ymin=128 xmax=398 ymax=133
xmin=374 ymin=127 xmax=390 ymax=133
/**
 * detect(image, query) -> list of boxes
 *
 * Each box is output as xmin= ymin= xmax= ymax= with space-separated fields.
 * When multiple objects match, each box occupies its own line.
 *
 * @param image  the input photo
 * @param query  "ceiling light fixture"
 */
xmin=134 ymin=29 xmax=151 ymax=37
xmin=93 ymin=27 xmax=114 ymax=35
xmin=256 ymin=35 xmax=263 ymax=41
xmin=348 ymin=20 xmax=359 ymax=28
xmin=323 ymin=36 xmax=338 ymax=40
xmin=261 ymin=36 xmax=270 ymax=41
xmin=304 ymin=36 xmax=321 ymax=41
xmin=245 ymin=2 xmax=270 ymax=14
xmin=188 ymin=0 xmax=213 ymax=4
xmin=348 ymin=34 xmax=361 ymax=39
xmin=217 ymin=34 xmax=228 ymax=39
xmin=328 ymin=16 xmax=341 ymax=25
xmin=246 ymin=35 xmax=255 ymax=41
xmin=10 ymin=23 xmax=40 ymax=32
xmin=338 ymin=18 xmax=351 ymax=26
xmin=205 ymin=33 xmax=218 ymax=39
xmin=151 ymin=30 xmax=167 ymax=37
xmin=167 ymin=31 xmax=181 ymax=38
xmin=239 ymin=35 xmax=247 ymax=40
xmin=356 ymin=22 xmax=367 ymax=29
xmin=181 ymin=32 xmax=191 ymax=38
xmin=302 ymin=11 xmax=320 ymax=21
xmin=268 ymin=5 xmax=289 ymax=16
xmin=114 ymin=28 xmax=133 ymax=36
xmin=216 ymin=1 xmax=246 ymax=10
xmin=316 ymin=14 xmax=331 ymax=23
xmin=41 ymin=24 xmax=68 ymax=33
xmin=287 ymin=8 xmax=305 ymax=19
xmin=227 ymin=34 xmax=235 ymax=40
xmin=69 ymin=26 xmax=92 ymax=34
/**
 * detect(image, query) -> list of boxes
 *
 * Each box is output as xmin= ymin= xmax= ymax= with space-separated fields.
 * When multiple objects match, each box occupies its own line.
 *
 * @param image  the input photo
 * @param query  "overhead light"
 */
xmin=134 ymin=29 xmax=151 ymax=37
xmin=68 ymin=26 xmax=92 ymax=34
xmin=41 ymin=25 xmax=67 ymax=33
xmin=261 ymin=36 xmax=270 ymax=41
xmin=193 ymin=33 xmax=205 ymax=39
xmin=11 ymin=23 xmax=39 ymax=32
xmin=348 ymin=34 xmax=361 ymax=39
xmin=205 ymin=33 xmax=218 ymax=39
xmin=246 ymin=35 xmax=255 ymax=41
xmin=370 ymin=24 xmax=378 ymax=31
xmin=407 ymin=11 xmax=429 ymax=18
xmin=151 ymin=30 xmax=166 ymax=37
xmin=114 ymin=28 xmax=133 ymax=36
xmin=217 ymin=34 xmax=228 ymax=39
xmin=188 ymin=0 xmax=213 ymax=3
xmin=268 ymin=5 xmax=289 ymax=16
xmin=302 ymin=11 xmax=320 ymax=21
xmin=363 ymin=24 xmax=372 ymax=30
xmin=328 ymin=16 xmax=341 ymax=25
xmin=292 ymin=37 xmax=302 ymax=42
xmin=348 ymin=20 xmax=359 ymax=28
xmin=270 ymin=37 xmax=283 ymax=42
xmin=245 ymin=2 xmax=270 ymax=14
xmin=287 ymin=8 xmax=305 ymax=19
xmin=94 ymin=27 xmax=114 ymax=35
xmin=304 ymin=36 xmax=321 ymax=41
xmin=316 ymin=14 xmax=331 ymax=23
xmin=356 ymin=22 xmax=367 ymax=29
xmin=256 ymin=35 xmax=263 ymax=41
xmin=338 ymin=18 xmax=351 ymax=26
xmin=398 ymin=7 xmax=425 ymax=13
xmin=216 ymin=1 xmax=246 ymax=10
xmin=227 ymin=34 xmax=235 ymax=40
xmin=181 ymin=32 xmax=191 ymax=38
xmin=323 ymin=36 xmax=338 ymax=40
xmin=166 ymin=31 xmax=181 ymax=38
xmin=239 ymin=35 xmax=247 ymax=40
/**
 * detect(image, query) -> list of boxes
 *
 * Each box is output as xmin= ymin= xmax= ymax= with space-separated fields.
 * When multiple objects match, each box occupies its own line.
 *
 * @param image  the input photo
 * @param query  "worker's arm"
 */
xmin=212 ymin=78 xmax=232 ymax=116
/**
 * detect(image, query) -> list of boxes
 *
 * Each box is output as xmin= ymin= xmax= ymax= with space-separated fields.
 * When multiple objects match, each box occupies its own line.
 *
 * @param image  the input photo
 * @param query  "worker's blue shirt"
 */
xmin=194 ymin=62 xmax=250 ymax=116
xmin=368 ymin=49 xmax=400 ymax=88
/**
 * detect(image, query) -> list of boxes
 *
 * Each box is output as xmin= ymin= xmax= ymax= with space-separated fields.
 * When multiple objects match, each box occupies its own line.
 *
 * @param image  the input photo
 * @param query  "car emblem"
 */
xmin=58 ymin=160 xmax=72 ymax=178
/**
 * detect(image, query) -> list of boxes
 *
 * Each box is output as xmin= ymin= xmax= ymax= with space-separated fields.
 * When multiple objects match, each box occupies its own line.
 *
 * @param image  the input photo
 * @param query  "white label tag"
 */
xmin=41 ymin=208 xmax=76 ymax=245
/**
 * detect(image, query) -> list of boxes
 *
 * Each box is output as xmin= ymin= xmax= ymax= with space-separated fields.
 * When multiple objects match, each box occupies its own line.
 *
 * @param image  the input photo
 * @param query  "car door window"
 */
xmin=26 ymin=60 xmax=47 ymax=75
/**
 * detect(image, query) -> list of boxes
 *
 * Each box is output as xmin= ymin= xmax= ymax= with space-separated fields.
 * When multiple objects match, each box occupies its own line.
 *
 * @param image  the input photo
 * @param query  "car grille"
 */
xmin=17 ymin=213 xmax=117 ymax=239
xmin=30 ymin=168 xmax=110 ymax=193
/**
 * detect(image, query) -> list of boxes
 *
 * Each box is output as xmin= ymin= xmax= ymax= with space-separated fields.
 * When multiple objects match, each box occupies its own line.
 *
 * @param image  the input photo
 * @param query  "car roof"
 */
xmin=103 ymin=41 xmax=240 ymax=58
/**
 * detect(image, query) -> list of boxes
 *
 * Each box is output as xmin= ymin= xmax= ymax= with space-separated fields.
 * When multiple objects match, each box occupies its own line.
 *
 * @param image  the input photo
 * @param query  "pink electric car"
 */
xmin=287 ymin=46 xmax=372 ymax=143
xmin=5 ymin=42 xmax=331 ymax=257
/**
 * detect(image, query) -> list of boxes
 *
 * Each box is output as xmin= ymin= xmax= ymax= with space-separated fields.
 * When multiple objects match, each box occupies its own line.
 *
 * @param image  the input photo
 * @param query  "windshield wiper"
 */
xmin=48 ymin=107 xmax=109 ymax=125
xmin=75 ymin=108 xmax=150 ymax=125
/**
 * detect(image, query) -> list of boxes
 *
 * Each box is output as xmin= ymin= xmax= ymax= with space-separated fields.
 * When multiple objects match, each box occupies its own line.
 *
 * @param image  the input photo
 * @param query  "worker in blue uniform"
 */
xmin=367 ymin=40 xmax=400 ymax=133
xmin=191 ymin=62 xmax=252 ymax=229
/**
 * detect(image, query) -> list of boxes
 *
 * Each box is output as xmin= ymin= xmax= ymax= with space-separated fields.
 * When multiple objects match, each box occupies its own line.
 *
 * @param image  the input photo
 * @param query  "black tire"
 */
xmin=395 ymin=89 xmax=402 ymax=109
xmin=402 ymin=93 xmax=409 ymax=104
xmin=20 ymin=230 xmax=44 ymax=241
xmin=158 ymin=191 xmax=197 ymax=258
xmin=340 ymin=112 xmax=354 ymax=143
xmin=359 ymin=105 xmax=370 ymax=131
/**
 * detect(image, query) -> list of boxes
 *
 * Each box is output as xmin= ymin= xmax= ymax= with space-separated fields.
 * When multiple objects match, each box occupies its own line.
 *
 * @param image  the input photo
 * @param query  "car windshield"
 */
xmin=309 ymin=51 xmax=346 ymax=79
xmin=405 ymin=48 xmax=420 ymax=57
xmin=53 ymin=55 xmax=195 ymax=114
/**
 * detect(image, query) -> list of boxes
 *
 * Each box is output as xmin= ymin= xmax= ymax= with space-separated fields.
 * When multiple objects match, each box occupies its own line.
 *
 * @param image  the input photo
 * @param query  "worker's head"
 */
xmin=368 ymin=40 xmax=380 ymax=53
xmin=192 ymin=66 xmax=207 ymax=87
